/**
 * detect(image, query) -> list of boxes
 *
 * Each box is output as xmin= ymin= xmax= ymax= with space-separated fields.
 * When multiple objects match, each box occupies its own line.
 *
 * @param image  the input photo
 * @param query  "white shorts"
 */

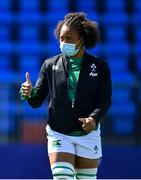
xmin=46 ymin=125 xmax=102 ymax=159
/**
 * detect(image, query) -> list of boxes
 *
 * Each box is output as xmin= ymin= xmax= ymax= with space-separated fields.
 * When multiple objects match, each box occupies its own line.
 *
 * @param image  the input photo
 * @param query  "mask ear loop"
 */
xmin=75 ymin=37 xmax=83 ymax=50
xmin=76 ymin=37 xmax=82 ymax=45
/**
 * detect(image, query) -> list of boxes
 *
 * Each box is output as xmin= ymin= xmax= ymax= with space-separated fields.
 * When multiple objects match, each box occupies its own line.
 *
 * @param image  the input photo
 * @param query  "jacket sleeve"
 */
xmin=89 ymin=61 xmax=112 ymax=126
xmin=27 ymin=61 xmax=49 ymax=108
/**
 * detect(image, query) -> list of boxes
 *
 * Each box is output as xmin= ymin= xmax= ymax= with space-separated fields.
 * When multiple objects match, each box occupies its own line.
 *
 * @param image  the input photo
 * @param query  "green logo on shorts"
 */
xmin=94 ymin=145 xmax=98 ymax=154
xmin=52 ymin=140 xmax=61 ymax=148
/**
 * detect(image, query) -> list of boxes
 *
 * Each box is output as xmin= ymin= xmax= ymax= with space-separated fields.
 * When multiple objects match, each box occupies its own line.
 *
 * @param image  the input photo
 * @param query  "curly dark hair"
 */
xmin=55 ymin=12 xmax=100 ymax=49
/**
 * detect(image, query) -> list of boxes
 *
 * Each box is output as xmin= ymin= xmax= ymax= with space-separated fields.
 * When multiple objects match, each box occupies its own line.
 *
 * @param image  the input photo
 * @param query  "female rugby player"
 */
xmin=20 ymin=12 xmax=112 ymax=179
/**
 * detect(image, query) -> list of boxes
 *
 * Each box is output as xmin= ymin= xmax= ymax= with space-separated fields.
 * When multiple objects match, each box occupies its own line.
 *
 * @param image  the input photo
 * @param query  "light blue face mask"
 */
xmin=60 ymin=39 xmax=81 ymax=57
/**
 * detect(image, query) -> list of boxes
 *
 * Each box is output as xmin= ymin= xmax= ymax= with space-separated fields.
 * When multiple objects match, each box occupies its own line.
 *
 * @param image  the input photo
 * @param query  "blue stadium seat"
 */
xmin=108 ymin=54 xmax=128 ymax=61
xmin=105 ymin=0 xmax=125 ymax=12
xmin=47 ymin=0 xmax=69 ymax=12
xmin=137 ymin=57 xmax=141 ymax=72
xmin=0 ymin=87 xmax=11 ymax=105
xmin=0 ymin=119 xmax=11 ymax=135
xmin=0 ymin=104 xmax=16 ymax=135
xmin=0 ymin=11 xmax=13 ymax=24
xmin=0 ymin=70 xmax=15 ymax=84
xmin=0 ymin=42 xmax=13 ymax=54
xmin=45 ymin=12 xmax=67 ymax=27
xmin=19 ymin=25 xmax=39 ymax=41
xmin=132 ymin=12 xmax=141 ymax=26
xmin=45 ymin=42 xmax=60 ymax=57
xmin=19 ymin=56 xmax=40 ymax=74
xmin=0 ymin=56 xmax=11 ymax=70
xmin=19 ymin=0 xmax=40 ymax=11
xmin=108 ymin=58 xmax=128 ymax=72
xmin=108 ymin=57 xmax=130 ymax=76
xmin=139 ymin=91 xmax=141 ymax=102
xmin=17 ymin=42 xmax=41 ymax=55
xmin=109 ymin=101 xmax=136 ymax=117
xmin=112 ymin=72 xmax=136 ymax=88
xmin=76 ymin=0 xmax=97 ymax=12
xmin=112 ymin=89 xmax=131 ymax=102
xmin=17 ymin=12 xmax=42 ymax=25
xmin=104 ymin=12 xmax=128 ymax=26
xmin=21 ymin=102 xmax=48 ymax=121
xmin=135 ymin=27 xmax=141 ymax=43
xmin=134 ymin=0 xmax=141 ymax=12
xmin=87 ymin=45 xmax=100 ymax=56
xmin=112 ymin=117 xmax=135 ymax=135
xmin=0 ymin=0 xmax=11 ymax=11
xmin=0 ymin=25 xmax=10 ymax=40
xmin=104 ymin=42 xmax=130 ymax=56
xmin=106 ymin=26 xmax=126 ymax=42
xmin=47 ymin=25 xmax=56 ymax=42
xmin=134 ymin=42 xmax=141 ymax=56
xmin=86 ymin=12 xmax=99 ymax=22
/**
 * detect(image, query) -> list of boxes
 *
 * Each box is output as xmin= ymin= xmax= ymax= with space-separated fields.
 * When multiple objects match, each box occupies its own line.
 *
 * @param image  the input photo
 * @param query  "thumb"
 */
xmin=25 ymin=72 xmax=31 ymax=84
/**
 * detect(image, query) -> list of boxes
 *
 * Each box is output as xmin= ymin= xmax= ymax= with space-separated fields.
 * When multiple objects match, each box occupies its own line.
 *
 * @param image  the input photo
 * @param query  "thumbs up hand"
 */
xmin=78 ymin=117 xmax=96 ymax=132
xmin=20 ymin=72 xmax=32 ymax=97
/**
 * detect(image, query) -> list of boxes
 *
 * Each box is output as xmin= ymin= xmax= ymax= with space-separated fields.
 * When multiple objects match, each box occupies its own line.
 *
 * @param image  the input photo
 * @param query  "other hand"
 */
xmin=79 ymin=117 xmax=96 ymax=132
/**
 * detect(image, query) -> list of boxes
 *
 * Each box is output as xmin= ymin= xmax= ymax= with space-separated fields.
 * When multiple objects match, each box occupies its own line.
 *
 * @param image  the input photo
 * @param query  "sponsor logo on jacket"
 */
xmin=89 ymin=63 xmax=98 ymax=77
xmin=52 ymin=64 xmax=59 ymax=70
